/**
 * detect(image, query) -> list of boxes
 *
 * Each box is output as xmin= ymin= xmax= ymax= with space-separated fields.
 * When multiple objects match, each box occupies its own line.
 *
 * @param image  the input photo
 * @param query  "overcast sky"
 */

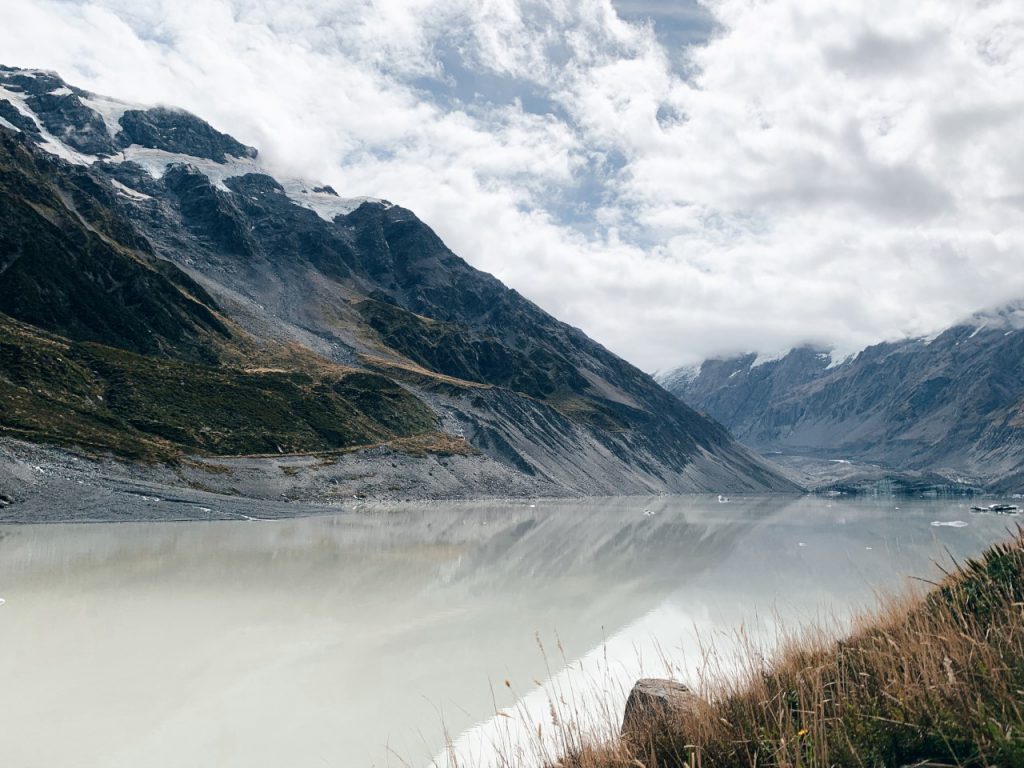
xmin=3 ymin=0 xmax=1024 ymax=371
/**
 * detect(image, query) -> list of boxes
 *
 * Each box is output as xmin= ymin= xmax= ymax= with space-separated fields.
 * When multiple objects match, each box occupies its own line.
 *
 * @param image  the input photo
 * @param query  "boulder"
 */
xmin=621 ymin=678 xmax=699 ymax=741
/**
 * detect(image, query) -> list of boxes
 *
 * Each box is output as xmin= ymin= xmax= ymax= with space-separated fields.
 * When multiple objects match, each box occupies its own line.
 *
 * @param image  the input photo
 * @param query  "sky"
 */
xmin=2 ymin=0 xmax=1024 ymax=371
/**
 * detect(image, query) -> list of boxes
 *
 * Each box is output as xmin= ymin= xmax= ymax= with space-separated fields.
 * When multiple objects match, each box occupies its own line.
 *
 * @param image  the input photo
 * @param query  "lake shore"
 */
xmin=0 ymin=436 xmax=573 ymax=523
xmin=1 ymin=493 xmax=1014 ymax=767
xmin=553 ymin=528 xmax=1024 ymax=768
xmin=0 ymin=432 xmax=813 ymax=525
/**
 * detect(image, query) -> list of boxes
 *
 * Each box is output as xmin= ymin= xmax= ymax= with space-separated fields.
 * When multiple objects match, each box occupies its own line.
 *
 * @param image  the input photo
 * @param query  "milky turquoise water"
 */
xmin=0 ymin=496 xmax=1014 ymax=767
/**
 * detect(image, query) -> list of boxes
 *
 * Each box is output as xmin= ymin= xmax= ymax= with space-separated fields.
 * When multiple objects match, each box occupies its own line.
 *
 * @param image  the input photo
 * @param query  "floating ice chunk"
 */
xmin=930 ymin=520 xmax=968 ymax=528
xmin=0 ymin=597 xmax=5 ymax=606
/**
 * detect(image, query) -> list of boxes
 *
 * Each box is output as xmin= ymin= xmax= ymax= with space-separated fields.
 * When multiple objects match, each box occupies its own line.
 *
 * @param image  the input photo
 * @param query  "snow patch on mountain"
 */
xmin=0 ymin=83 xmax=98 ymax=165
xmin=276 ymin=182 xmax=385 ymax=221
xmin=967 ymin=323 xmax=987 ymax=340
xmin=825 ymin=352 xmax=852 ymax=370
xmin=0 ymin=84 xmax=42 ymax=124
xmin=752 ymin=351 xmax=786 ymax=368
xmin=121 ymin=144 xmax=261 ymax=189
xmin=109 ymin=178 xmax=152 ymax=201
xmin=79 ymin=93 xmax=137 ymax=139
xmin=120 ymin=145 xmax=380 ymax=221
xmin=0 ymin=72 xmax=382 ymax=223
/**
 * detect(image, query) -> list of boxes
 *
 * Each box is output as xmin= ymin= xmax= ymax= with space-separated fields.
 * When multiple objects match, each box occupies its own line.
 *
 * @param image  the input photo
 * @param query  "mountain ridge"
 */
xmin=0 ymin=65 xmax=795 ymax=503
xmin=660 ymin=317 xmax=1024 ymax=493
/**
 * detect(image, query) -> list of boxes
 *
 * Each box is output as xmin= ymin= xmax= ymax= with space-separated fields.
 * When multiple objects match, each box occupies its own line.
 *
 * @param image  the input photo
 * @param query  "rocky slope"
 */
xmin=661 ymin=314 xmax=1024 ymax=492
xmin=0 ymin=65 xmax=794 ymax=504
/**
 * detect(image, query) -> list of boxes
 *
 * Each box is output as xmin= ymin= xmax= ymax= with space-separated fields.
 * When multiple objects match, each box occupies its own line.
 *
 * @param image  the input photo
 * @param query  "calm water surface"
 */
xmin=0 ymin=495 xmax=1014 ymax=767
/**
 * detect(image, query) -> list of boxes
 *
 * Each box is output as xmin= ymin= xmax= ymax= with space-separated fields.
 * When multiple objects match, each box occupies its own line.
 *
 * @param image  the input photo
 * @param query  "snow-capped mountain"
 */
xmin=0 ymin=67 xmax=381 ymax=220
xmin=0 ymin=65 xmax=794 ymax=498
xmin=660 ymin=320 xmax=1024 ymax=492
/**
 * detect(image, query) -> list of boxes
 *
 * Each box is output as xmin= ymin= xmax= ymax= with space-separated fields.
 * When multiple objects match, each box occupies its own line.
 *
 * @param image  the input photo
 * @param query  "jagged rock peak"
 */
xmin=0 ymin=66 xmax=255 ymax=163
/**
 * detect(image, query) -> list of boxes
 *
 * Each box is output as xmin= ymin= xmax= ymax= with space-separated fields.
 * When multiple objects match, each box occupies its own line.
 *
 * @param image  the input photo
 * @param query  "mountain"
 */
xmin=660 ymin=316 xmax=1024 ymax=493
xmin=0 ymin=65 xmax=794 ymax=502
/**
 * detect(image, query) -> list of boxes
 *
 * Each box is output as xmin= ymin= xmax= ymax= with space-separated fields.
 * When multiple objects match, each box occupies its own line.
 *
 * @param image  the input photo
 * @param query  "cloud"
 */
xmin=824 ymin=27 xmax=945 ymax=76
xmin=1 ymin=0 xmax=1023 ymax=371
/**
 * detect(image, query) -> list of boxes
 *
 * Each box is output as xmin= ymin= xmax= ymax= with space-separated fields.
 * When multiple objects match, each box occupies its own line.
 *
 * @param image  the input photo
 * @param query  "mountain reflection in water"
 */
xmin=0 ymin=495 xmax=1009 ymax=768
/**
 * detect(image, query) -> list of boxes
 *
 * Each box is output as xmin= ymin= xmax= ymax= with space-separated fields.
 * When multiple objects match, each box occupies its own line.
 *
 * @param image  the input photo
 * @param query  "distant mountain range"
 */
xmin=660 ymin=312 xmax=1024 ymax=493
xmin=0 ymin=65 xmax=793 ymax=500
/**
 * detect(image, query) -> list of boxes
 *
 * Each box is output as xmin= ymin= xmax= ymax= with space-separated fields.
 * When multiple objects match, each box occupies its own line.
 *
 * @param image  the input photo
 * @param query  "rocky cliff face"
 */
xmin=661 ymin=319 xmax=1024 ymax=491
xmin=0 ymin=66 xmax=794 ymax=497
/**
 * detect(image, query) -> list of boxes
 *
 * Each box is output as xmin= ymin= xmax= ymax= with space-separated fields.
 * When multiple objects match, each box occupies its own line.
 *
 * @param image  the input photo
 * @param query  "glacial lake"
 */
xmin=0 ymin=495 xmax=1017 ymax=767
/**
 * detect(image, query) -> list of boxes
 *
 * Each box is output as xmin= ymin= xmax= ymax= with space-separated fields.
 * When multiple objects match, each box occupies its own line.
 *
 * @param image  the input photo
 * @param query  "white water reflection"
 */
xmin=0 ymin=496 xmax=1013 ymax=768
xmin=441 ymin=497 xmax=1016 ymax=766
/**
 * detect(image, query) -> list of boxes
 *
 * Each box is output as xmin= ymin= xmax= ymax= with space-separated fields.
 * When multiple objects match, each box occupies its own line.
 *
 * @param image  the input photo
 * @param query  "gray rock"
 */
xmin=116 ymin=107 xmax=257 ymax=162
xmin=621 ymin=678 xmax=699 ymax=739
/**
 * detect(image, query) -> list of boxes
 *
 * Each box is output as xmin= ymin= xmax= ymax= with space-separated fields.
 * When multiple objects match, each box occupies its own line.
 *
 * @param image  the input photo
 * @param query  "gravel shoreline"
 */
xmin=0 ymin=438 xmax=572 ymax=524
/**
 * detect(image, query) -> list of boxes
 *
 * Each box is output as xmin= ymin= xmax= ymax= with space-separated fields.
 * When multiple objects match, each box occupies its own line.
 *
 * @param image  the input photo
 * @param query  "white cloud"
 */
xmin=1 ymin=0 xmax=1023 ymax=370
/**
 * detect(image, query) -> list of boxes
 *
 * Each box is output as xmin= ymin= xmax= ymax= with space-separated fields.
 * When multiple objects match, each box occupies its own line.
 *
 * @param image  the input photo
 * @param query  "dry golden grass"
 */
xmin=380 ymin=432 xmax=477 ymax=456
xmin=540 ymin=528 xmax=1024 ymax=768
xmin=358 ymin=353 xmax=493 ymax=390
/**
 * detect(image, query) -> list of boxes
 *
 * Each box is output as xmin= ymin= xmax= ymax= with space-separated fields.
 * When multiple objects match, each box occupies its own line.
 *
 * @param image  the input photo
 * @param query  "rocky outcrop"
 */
xmin=0 ymin=67 xmax=117 ymax=156
xmin=621 ymin=678 xmax=701 ymax=742
xmin=116 ymin=107 xmax=257 ymax=162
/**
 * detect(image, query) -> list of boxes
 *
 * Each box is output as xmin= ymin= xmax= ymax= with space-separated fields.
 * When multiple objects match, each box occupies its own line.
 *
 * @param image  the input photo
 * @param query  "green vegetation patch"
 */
xmin=357 ymin=298 xmax=587 ymax=399
xmin=0 ymin=315 xmax=438 ymax=460
xmin=0 ymin=131 xmax=230 ymax=365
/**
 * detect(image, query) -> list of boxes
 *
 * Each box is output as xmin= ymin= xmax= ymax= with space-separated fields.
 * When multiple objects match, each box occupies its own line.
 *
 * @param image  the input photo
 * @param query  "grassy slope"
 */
xmin=0 ymin=130 xmax=230 ymax=364
xmin=357 ymin=299 xmax=634 ymax=432
xmin=560 ymin=529 xmax=1024 ymax=768
xmin=0 ymin=129 xmax=471 ymax=462
xmin=0 ymin=313 xmax=447 ymax=461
